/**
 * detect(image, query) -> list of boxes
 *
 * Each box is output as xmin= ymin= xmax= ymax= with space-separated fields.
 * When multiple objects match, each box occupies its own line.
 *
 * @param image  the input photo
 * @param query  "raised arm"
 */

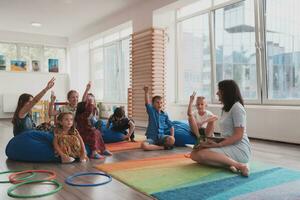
xmin=48 ymin=91 xmax=59 ymax=116
xmin=18 ymin=77 xmax=55 ymax=119
xmin=143 ymin=86 xmax=150 ymax=105
xmin=82 ymin=81 xmax=91 ymax=102
xmin=187 ymin=92 xmax=196 ymax=117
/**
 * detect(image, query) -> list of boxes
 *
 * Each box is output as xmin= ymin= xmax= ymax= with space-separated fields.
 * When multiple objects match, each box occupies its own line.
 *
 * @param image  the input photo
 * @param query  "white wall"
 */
xmin=0 ymin=71 xmax=69 ymax=118
xmin=0 ymin=30 xmax=68 ymax=47
xmin=68 ymin=0 xmax=178 ymax=44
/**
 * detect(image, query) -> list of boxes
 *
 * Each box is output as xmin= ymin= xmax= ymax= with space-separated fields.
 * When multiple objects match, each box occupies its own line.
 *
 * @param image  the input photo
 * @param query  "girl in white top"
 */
xmin=187 ymin=93 xmax=218 ymax=138
xmin=190 ymin=80 xmax=251 ymax=177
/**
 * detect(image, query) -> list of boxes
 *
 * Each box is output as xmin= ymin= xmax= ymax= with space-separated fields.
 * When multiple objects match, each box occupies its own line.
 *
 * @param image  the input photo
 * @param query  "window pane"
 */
xmin=265 ymin=0 xmax=300 ymax=99
xmin=0 ymin=43 xmax=17 ymax=71
xmin=177 ymin=0 xmax=211 ymax=19
xmin=103 ymin=40 xmax=130 ymax=103
xmin=215 ymin=0 xmax=257 ymax=99
xmin=104 ymin=44 xmax=120 ymax=102
xmin=20 ymin=45 xmax=43 ymax=72
xmin=91 ymin=48 xmax=104 ymax=100
xmin=177 ymin=14 xmax=211 ymax=102
xmin=120 ymin=38 xmax=130 ymax=103
xmin=44 ymin=47 xmax=66 ymax=73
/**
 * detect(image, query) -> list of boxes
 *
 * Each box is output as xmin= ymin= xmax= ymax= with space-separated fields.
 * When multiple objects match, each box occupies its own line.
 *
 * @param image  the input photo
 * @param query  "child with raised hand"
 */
xmin=12 ymin=77 xmax=55 ymax=136
xmin=187 ymin=92 xmax=218 ymax=141
xmin=82 ymin=81 xmax=102 ymax=128
xmin=141 ymin=86 xmax=175 ymax=151
xmin=106 ymin=106 xmax=136 ymax=142
xmin=53 ymin=112 xmax=88 ymax=164
xmin=75 ymin=101 xmax=112 ymax=159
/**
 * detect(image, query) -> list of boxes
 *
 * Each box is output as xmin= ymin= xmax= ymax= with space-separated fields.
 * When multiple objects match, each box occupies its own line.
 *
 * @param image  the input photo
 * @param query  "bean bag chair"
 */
xmin=164 ymin=121 xmax=196 ymax=147
xmin=5 ymin=130 xmax=59 ymax=162
xmin=97 ymin=120 xmax=126 ymax=143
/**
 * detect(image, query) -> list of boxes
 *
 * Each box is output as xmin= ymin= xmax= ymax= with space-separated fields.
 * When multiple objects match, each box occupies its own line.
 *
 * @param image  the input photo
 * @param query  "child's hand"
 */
xmin=143 ymin=86 xmax=149 ymax=93
xmin=189 ymin=92 xmax=196 ymax=103
xmin=46 ymin=77 xmax=55 ymax=90
xmin=50 ymin=91 xmax=56 ymax=102
xmin=86 ymin=81 xmax=91 ymax=91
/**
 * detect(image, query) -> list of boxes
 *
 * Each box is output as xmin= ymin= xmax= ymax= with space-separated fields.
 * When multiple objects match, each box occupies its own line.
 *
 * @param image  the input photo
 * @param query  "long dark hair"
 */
xmin=75 ymin=101 xmax=86 ymax=122
xmin=55 ymin=112 xmax=76 ymax=135
xmin=12 ymin=93 xmax=33 ymax=125
xmin=218 ymin=80 xmax=244 ymax=112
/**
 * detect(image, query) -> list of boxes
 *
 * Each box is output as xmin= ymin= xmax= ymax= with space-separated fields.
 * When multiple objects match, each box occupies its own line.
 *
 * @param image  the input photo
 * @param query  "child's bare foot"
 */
xmin=61 ymin=156 xmax=75 ymax=164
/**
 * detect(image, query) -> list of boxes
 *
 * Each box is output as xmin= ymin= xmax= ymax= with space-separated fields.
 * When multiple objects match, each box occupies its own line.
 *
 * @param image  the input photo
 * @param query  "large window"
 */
xmin=176 ymin=0 xmax=300 ymax=105
xmin=265 ymin=0 xmax=300 ymax=100
xmin=90 ymin=27 xmax=131 ymax=103
xmin=177 ymin=14 xmax=211 ymax=102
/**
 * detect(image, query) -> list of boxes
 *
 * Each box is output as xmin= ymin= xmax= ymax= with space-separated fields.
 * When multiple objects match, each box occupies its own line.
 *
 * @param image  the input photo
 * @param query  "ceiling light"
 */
xmin=31 ymin=22 xmax=42 ymax=27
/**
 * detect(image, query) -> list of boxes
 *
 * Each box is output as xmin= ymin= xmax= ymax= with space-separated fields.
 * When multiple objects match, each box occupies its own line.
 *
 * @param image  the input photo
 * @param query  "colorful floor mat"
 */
xmin=106 ymin=141 xmax=142 ymax=152
xmin=96 ymin=153 xmax=300 ymax=200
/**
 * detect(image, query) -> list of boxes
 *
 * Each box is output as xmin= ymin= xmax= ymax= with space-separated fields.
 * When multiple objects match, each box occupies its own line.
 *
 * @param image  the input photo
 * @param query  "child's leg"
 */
xmin=188 ymin=116 xmax=200 ymax=138
xmin=128 ymin=121 xmax=135 ymax=142
xmin=141 ymin=139 xmax=164 ymax=151
xmin=205 ymin=121 xmax=215 ymax=137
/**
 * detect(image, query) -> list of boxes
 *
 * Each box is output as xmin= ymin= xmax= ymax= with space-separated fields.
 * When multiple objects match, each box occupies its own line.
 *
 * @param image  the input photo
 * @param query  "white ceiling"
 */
xmin=0 ymin=0 xmax=143 ymax=37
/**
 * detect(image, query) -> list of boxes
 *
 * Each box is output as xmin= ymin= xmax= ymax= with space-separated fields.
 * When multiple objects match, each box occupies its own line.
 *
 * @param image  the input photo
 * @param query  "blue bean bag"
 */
xmin=96 ymin=120 xmax=126 ymax=143
xmin=164 ymin=121 xmax=196 ymax=147
xmin=5 ymin=130 xmax=59 ymax=162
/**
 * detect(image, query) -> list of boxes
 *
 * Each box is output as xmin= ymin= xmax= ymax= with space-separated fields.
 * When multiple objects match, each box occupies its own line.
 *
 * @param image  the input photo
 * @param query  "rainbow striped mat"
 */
xmin=95 ymin=154 xmax=300 ymax=200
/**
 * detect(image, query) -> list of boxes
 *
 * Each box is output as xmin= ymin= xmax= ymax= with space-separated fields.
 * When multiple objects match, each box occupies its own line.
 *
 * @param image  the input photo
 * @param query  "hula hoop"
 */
xmin=9 ymin=170 xmax=56 ymax=184
xmin=0 ymin=170 xmax=35 ymax=184
xmin=65 ymin=172 xmax=112 ymax=187
xmin=7 ymin=179 xmax=62 ymax=199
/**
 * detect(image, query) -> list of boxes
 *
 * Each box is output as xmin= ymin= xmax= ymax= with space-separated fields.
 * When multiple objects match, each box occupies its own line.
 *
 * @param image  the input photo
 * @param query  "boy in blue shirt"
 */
xmin=141 ymin=86 xmax=175 ymax=150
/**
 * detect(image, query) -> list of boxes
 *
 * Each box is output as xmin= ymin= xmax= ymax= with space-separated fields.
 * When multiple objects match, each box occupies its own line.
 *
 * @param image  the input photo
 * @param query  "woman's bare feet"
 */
xmin=236 ymin=163 xmax=249 ymax=177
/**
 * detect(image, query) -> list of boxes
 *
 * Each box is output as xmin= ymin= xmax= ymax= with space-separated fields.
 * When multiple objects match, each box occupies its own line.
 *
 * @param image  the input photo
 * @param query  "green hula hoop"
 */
xmin=0 ymin=170 xmax=35 ymax=184
xmin=7 ymin=179 xmax=62 ymax=199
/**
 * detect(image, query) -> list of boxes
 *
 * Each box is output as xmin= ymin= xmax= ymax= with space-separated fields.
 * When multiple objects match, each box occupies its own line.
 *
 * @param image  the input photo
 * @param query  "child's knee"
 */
xmin=166 ymin=136 xmax=175 ymax=146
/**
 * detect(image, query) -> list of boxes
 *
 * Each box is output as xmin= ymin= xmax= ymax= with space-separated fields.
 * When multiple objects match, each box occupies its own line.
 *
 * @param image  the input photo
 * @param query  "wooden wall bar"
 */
xmin=128 ymin=28 xmax=165 ymax=123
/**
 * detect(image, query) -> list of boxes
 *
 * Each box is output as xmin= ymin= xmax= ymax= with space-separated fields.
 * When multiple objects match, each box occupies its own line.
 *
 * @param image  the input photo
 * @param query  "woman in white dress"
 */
xmin=190 ymin=80 xmax=251 ymax=177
